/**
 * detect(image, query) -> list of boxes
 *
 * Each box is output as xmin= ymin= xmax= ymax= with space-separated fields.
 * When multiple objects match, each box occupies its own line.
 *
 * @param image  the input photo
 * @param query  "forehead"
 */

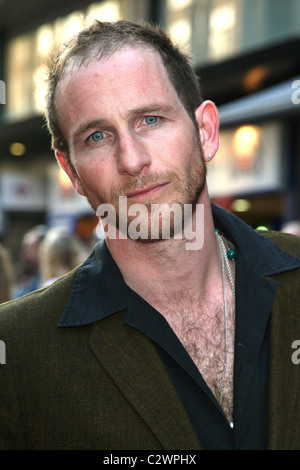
xmin=55 ymin=47 xmax=181 ymax=119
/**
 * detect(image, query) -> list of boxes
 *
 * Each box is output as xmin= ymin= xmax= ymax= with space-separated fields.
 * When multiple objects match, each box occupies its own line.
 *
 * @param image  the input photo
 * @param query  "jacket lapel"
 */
xmin=233 ymin=267 xmax=276 ymax=434
xmin=89 ymin=311 xmax=202 ymax=450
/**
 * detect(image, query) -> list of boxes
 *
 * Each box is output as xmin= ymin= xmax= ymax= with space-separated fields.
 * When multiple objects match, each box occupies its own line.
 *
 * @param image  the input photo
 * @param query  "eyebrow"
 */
xmin=73 ymin=120 xmax=107 ymax=144
xmin=72 ymin=103 xmax=173 ymax=143
xmin=125 ymin=104 xmax=173 ymax=119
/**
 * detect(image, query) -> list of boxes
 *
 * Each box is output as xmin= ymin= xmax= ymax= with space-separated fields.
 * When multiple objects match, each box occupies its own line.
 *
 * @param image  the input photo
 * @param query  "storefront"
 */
xmin=208 ymin=77 xmax=300 ymax=229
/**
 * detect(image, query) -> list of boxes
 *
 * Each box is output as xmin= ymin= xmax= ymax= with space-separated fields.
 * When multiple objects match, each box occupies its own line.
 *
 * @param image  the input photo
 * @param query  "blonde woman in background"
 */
xmin=39 ymin=229 xmax=88 ymax=287
xmin=0 ymin=243 xmax=14 ymax=304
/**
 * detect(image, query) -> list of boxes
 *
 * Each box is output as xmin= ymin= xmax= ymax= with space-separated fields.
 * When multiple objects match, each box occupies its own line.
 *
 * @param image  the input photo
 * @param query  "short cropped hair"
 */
xmin=45 ymin=20 xmax=203 ymax=159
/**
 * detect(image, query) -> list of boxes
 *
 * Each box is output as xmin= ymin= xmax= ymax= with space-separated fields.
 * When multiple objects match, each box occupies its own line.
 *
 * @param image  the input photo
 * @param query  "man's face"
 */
xmin=55 ymin=48 xmax=206 ymax=238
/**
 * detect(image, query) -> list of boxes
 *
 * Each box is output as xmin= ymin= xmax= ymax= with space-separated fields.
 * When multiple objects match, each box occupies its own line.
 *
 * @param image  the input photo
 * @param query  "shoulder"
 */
xmin=259 ymin=230 xmax=300 ymax=259
xmin=0 ymin=267 xmax=79 ymax=334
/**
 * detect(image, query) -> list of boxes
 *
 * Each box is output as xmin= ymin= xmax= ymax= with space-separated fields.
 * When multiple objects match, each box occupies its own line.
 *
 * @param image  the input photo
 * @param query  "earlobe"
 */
xmin=55 ymin=150 xmax=86 ymax=197
xmin=195 ymin=100 xmax=220 ymax=162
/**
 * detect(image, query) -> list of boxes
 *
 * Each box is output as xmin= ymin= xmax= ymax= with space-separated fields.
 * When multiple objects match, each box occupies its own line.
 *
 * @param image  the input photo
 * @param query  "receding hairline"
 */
xmin=46 ymin=20 xmax=203 ymax=156
xmin=57 ymin=42 xmax=166 ymax=88
xmin=54 ymin=45 xmax=191 ymax=139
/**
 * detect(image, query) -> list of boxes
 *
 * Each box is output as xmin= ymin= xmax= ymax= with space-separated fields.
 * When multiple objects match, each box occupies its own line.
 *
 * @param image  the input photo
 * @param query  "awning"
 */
xmin=218 ymin=76 xmax=300 ymax=127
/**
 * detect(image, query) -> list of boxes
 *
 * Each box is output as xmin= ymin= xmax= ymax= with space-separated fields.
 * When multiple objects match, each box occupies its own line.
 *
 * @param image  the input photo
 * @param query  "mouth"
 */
xmin=126 ymin=183 xmax=169 ymax=200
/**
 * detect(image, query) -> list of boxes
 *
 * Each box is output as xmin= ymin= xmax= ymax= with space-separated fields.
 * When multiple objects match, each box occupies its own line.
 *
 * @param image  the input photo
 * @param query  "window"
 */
xmin=208 ymin=0 xmax=239 ymax=60
xmin=165 ymin=0 xmax=240 ymax=65
xmin=166 ymin=0 xmax=194 ymax=56
xmin=5 ymin=0 xmax=148 ymax=121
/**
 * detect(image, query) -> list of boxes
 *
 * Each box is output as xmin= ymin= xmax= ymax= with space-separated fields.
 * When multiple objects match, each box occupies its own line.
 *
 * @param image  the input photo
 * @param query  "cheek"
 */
xmin=74 ymin=160 xmax=109 ymax=198
xmin=162 ymin=134 xmax=201 ymax=172
xmin=168 ymin=121 xmax=199 ymax=154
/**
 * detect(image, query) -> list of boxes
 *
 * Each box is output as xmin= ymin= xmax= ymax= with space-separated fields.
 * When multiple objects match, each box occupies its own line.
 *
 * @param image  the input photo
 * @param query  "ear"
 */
xmin=55 ymin=150 xmax=86 ymax=197
xmin=195 ymin=100 xmax=219 ymax=162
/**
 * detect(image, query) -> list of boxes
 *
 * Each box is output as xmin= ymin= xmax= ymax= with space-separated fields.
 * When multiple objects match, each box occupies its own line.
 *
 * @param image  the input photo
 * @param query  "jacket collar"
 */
xmin=212 ymin=203 xmax=300 ymax=276
xmin=58 ymin=203 xmax=300 ymax=328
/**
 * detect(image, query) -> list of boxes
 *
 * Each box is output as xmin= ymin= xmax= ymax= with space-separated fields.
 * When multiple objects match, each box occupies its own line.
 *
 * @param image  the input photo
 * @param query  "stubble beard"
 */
xmin=76 ymin=145 xmax=207 ymax=243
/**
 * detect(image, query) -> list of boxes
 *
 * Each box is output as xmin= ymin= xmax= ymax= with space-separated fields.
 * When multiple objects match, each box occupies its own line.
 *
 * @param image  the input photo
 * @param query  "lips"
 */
xmin=126 ymin=182 xmax=168 ymax=199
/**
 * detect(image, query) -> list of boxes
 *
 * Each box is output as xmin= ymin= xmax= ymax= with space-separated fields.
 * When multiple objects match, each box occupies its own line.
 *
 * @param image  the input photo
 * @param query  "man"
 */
xmin=0 ymin=20 xmax=300 ymax=450
xmin=14 ymin=225 xmax=45 ymax=298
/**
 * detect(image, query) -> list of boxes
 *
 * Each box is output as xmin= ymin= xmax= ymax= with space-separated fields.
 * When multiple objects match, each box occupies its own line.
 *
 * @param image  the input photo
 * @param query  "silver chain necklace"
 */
xmin=215 ymin=231 xmax=235 ymax=409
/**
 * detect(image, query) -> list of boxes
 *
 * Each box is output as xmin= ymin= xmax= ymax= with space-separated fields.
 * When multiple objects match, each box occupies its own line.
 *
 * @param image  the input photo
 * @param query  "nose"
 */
xmin=117 ymin=132 xmax=151 ymax=176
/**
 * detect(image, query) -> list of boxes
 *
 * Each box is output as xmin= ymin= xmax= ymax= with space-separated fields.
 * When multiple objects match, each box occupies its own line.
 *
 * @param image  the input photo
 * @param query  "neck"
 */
xmin=105 ymin=196 xmax=221 ymax=308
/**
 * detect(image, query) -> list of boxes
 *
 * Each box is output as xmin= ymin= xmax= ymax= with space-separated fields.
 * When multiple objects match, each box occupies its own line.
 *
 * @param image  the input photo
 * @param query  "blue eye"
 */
xmin=144 ymin=116 xmax=158 ymax=125
xmin=90 ymin=131 xmax=104 ymax=142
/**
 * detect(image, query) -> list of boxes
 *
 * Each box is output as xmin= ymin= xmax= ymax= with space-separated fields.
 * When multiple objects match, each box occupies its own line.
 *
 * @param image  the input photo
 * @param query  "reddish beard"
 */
xmin=76 ymin=147 xmax=207 ymax=240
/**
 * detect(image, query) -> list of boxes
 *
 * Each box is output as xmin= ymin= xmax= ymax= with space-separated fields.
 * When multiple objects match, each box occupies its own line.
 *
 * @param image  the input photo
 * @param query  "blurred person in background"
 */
xmin=280 ymin=220 xmax=300 ymax=237
xmin=14 ymin=225 xmax=46 ymax=298
xmin=39 ymin=228 xmax=88 ymax=287
xmin=0 ymin=243 xmax=14 ymax=304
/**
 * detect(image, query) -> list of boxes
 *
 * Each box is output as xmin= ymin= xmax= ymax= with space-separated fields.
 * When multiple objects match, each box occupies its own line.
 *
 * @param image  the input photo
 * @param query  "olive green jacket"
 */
xmin=0 ymin=230 xmax=300 ymax=450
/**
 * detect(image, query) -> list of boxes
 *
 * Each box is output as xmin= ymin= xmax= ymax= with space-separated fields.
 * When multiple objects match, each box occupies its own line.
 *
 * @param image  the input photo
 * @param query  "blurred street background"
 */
xmin=0 ymin=0 xmax=300 ymax=299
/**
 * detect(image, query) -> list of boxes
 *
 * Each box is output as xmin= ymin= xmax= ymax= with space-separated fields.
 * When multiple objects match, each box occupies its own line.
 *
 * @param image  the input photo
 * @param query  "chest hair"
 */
xmin=162 ymin=293 xmax=235 ymax=423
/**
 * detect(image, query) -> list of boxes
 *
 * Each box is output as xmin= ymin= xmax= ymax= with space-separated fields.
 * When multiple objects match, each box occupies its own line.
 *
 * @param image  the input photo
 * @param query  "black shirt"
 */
xmin=58 ymin=204 xmax=300 ymax=449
